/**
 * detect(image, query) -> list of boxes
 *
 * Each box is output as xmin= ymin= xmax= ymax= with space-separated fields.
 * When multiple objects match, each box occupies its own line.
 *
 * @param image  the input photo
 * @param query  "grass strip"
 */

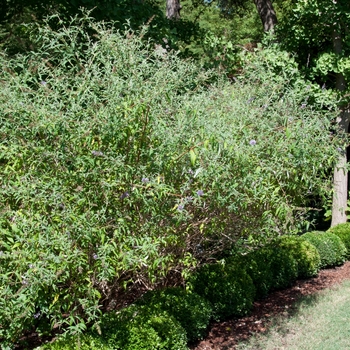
xmin=237 ymin=279 xmax=350 ymax=350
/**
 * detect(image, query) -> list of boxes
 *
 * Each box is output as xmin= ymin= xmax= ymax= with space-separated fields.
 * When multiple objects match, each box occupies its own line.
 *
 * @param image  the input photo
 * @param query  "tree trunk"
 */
xmin=166 ymin=0 xmax=181 ymax=20
xmin=253 ymin=0 xmax=278 ymax=32
xmin=331 ymin=112 xmax=349 ymax=226
xmin=331 ymin=27 xmax=349 ymax=226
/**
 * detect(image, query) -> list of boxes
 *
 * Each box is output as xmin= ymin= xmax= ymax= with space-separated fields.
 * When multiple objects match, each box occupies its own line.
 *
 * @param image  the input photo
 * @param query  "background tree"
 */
xmin=0 ymin=0 xmax=204 ymax=55
xmin=253 ymin=0 xmax=277 ymax=32
xmin=166 ymin=0 xmax=182 ymax=18
xmin=165 ymin=0 xmax=276 ymax=31
xmin=278 ymin=0 xmax=350 ymax=226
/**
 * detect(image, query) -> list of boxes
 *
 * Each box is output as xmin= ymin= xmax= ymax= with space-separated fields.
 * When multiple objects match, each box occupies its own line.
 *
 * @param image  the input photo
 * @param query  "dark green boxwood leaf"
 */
xmin=275 ymin=235 xmax=321 ymax=278
xmin=137 ymin=287 xmax=212 ymax=342
xmin=302 ymin=231 xmax=347 ymax=268
xmin=327 ymin=223 xmax=350 ymax=258
xmin=99 ymin=304 xmax=188 ymax=350
xmin=188 ymin=263 xmax=255 ymax=321
xmin=262 ymin=243 xmax=298 ymax=290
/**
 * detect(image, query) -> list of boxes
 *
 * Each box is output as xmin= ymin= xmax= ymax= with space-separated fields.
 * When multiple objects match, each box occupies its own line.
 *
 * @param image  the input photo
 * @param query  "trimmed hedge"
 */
xmin=262 ymin=244 xmax=298 ymax=290
xmin=98 ymin=304 xmax=188 ymax=350
xmin=275 ymin=235 xmax=321 ymax=278
xmin=227 ymin=251 xmax=274 ymax=299
xmin=188 ymin=263 xmax=255 ymax=321
xmin=302 ymin=231 xmax=347 ymax=268
xmin=227 ymin=238 xmax=304 ymax=298
xmin=327 ymin=223 xmax=350 ymax=258
xmin=40 ymin=334 xmax=109 ymax=349
xmin=136 ymin=287 xmax=212 ymax=342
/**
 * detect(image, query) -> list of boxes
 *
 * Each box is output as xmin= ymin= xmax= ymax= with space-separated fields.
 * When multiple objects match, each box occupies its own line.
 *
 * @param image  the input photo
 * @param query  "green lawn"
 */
xmin=237 ymin=280 xmax=350 ymax=350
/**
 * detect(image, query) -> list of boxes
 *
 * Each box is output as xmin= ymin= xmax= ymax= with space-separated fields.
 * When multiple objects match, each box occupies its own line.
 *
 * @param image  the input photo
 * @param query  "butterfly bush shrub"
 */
xmin=0 ymin=14 xmax=344 ymax=346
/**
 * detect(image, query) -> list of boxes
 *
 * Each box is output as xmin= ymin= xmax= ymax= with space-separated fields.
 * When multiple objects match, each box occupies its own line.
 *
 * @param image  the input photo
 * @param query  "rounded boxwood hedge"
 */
xmin=275 ymin=235 xmax=321 ymax=278
xmin=188 ymin=262 xmax=255 ymax=321
xmin=327 ymin=223 xmax=350 ymax=258
xmin=261 ymin=243 xmax=298 ymax=290
xmin=40 ymin=334 xmax=110 ymax=349
xmin=99 ymin=304 xmax=188 ymax=350
xmin=136 ymin=287 xmax=212 ymax=342
xmin=302 ymin=231 xmax=347 ymax=268
xmin=226 ymin=251 xmax=274 ymax=299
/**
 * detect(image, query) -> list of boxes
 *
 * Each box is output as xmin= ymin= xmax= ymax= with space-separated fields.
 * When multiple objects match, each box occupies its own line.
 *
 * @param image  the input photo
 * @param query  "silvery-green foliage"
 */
xmin=0 ymin=14 xmax=344 ymax=346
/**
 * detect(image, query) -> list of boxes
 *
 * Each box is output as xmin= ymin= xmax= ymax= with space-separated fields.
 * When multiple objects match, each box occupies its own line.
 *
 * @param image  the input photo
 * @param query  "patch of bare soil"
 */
xmin=191 ymin=261 xmax=350 ymax=350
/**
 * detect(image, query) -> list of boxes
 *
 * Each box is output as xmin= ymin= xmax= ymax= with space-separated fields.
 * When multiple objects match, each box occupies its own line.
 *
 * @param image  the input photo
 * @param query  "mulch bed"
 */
xmin=191 ymin=261 xmax=350 ymax=350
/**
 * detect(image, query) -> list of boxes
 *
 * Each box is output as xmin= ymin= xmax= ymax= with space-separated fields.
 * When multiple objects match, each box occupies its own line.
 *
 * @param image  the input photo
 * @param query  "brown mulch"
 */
xmin=190 ymin=261 xmax=350 ymax=350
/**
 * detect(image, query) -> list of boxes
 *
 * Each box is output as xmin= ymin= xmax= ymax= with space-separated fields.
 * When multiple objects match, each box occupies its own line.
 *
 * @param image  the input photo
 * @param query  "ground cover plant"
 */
xmin=236 ymin=279 xmax=350 ymax=350
xmin=0 ymin=13 xmax=345 ymax=347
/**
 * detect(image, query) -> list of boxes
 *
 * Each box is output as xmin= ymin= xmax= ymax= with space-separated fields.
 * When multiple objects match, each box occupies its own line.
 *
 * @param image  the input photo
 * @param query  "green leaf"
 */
xmin=189 ymin=149 xmax=197 ymax=166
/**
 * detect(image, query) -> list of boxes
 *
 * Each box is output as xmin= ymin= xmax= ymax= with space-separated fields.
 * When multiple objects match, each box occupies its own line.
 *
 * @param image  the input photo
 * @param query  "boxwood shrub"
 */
xmin=275 ymin=235 xmax=321 ymax=278
xmin=136 ymin=287 xmax=212 ymax=342
xmin=327 ymin=223 xmax=350 ymax=258
xmin=98 ymin=304 xmax=188 ymax=350
xmin=302 ymin=231 xmax=347 ymax=268
xmin=227 ymin=251 xmax=274 ymax=299
xmin=188 ymin=263 xmax=255 ymax=321
xmin=262 ymin=243 xmax=298 ymax=290
xmin=40 ymin=334 xmax=110 ymax=349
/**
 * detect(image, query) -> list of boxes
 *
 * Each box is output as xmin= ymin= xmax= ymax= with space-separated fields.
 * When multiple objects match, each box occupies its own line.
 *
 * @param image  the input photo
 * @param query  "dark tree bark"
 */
xmin=253 ymin=0 xmax=277 ymax=32
xmin=166 ymin=0 xmax=181 ymax=19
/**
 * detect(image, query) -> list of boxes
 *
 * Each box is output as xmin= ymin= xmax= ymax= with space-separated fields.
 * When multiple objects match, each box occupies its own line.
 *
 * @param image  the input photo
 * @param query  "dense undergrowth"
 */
xmin=0 ymin=14 xmax=347 ymax=349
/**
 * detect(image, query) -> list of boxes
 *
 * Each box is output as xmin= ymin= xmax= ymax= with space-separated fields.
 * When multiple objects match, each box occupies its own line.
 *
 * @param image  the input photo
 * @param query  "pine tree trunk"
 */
xmin=166 ymin=0 xmax=181 ymax=20
xmin=253 ymin=0 xmax=277 ymax=32
xmin=331 ymin=28 xmax=349 ymax=226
